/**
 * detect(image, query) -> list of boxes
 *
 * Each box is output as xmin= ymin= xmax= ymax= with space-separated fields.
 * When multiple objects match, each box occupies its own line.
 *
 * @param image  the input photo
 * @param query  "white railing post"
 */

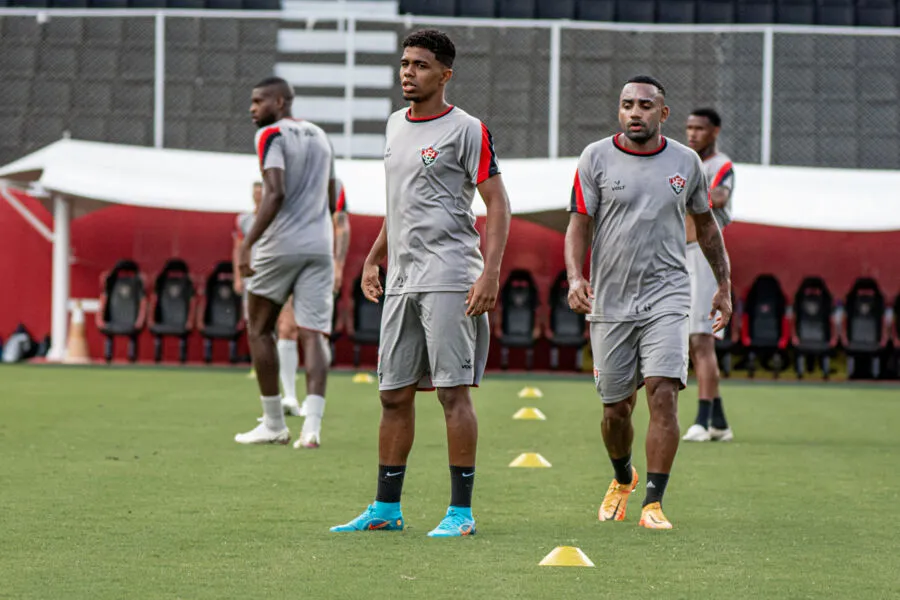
xmin=760 ymin=26 xmax=774 ymax=165
xmin=154 ymin=12 xmax=166 ymax=149
xmin=47 ymin=195 xmax=71 ymax=362
xmin=344 ymin=16 xmax=356 ymax=159
xmin=548 ymin=22 xmax=561 ymax=159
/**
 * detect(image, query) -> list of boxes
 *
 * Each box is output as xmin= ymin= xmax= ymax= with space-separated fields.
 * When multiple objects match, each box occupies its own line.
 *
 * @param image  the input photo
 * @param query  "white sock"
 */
xmin=301 ymin=394 xmax=325 ymax=434
xmin=277 ymin=339 xmax=299 ymax=401
xmin=261 ymin=395 xmax=286 ymax=430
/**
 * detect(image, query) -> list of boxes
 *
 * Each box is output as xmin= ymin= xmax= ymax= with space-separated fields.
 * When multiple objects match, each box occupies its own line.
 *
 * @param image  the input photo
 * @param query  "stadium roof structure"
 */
xmin=2 ymin=138 xmax=900 ymax=361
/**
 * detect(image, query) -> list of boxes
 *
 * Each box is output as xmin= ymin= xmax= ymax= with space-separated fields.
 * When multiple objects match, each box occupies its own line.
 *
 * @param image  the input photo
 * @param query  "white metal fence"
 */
xmin=1 ymin=8 xmax=898 ymax=169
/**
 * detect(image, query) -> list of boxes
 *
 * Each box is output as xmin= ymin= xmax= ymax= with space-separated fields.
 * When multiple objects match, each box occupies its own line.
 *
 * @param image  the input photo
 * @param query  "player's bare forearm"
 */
xmin=565 ymin=213 xmax=591 ymax=283
xmin=365 ymin=221 xmax=388 ymax=266
xmin=328 ymin=178 xmax=337 ymax=214
xmin=232 ymin=240 xmax=243 ymax=286
xmin=693 ymin=211 xmax=731 ymax=289
xmin=333 ymin=212 xmax=350 ymax=264
xmin=710 ymin=187 xmax=731 ymax=210
xmin=245 ymin=168 xmax=285 ymax=248
xmin=477 ymin=175 xmax=511 ymax=278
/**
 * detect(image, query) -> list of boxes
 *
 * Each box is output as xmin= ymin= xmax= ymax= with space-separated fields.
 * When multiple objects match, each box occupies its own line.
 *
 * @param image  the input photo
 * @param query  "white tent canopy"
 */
xmin=2 ymin=139 xmax=900 ymax=361
xmin=4 ymin=138 xmax=900 ymax=229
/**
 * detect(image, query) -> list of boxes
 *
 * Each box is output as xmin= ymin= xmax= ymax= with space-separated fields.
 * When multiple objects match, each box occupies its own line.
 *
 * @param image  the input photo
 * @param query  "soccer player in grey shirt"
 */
xmin=565 ymin=75 xmax=732 ymax=529
xmin=235 ymin=77 xmax=337 ymax=448
xmin=683 ymin=108 xmax=736 ymax=444
xmin=331 ymin=30 xmax=511 ymax=537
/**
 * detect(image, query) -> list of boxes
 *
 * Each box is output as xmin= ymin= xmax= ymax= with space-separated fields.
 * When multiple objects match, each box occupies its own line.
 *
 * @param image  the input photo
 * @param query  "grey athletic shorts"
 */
xmin=589 ymin=312 xmax=689 ymax=404
xmin=378 ymin=292 xmax=490 ymax=391
xmin=247 ymin=253 xmax=334 ymax=335
xmin=686 ymin=242 xmax=723 ymax=339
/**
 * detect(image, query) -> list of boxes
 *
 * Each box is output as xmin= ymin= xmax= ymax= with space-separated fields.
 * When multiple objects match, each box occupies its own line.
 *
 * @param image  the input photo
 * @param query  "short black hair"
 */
xmin=402 ymin=29 xmax=456 ymax=68
xmin=253 ymin=76 xmax=294 ymax=103
xmin=690 ymin=107 xmax=722 ymax=127
xmin=625 ymin=74 xmax=666 ymax=98
xmin=252 ymin=181 xmax=263 ymax=187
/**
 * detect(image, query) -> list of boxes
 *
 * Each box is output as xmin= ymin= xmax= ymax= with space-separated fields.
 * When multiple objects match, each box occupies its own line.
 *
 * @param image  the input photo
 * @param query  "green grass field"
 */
xmin=2 ymin=365 xmax=899 ymax=599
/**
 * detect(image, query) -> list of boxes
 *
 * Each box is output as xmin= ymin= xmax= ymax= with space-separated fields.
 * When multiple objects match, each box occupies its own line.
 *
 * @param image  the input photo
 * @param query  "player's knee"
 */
xmin=277 ymin=321 xmax=299 ymax=341
xmin=437 ymin=386 xmax=472 ymax=413
xmin=380 ymin=389 xmax=414 ymax=412
xmin=603 ymin=397 xmax=633 ymax=425
xmin=646 ymin=378 xmax=679 ymax=419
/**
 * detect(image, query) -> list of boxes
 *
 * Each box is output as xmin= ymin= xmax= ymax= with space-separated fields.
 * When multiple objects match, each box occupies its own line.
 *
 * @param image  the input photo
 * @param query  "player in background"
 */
xmin=274 ymin=178 xmax=351 ymax=449
xmin=235 ymin=76 xmax=337 ymax=449
xmin=565 ymin=76 xmax=731 ymax=529
xmin=682 ymin=108 xmax=736 ymax=443
xmin=234 ymin=181 xmax=263 ymax=317
xmin=330 ymin=29 xmax=511 ymax=537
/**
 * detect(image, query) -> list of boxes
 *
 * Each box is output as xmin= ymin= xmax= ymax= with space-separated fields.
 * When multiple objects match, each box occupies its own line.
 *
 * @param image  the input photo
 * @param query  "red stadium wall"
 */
xmin=2 ymin=196 xmax=900 ymax=367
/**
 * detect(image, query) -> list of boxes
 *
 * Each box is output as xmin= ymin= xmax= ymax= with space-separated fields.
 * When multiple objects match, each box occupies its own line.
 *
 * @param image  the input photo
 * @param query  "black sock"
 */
xmin=375 ymin=465 xmax=406 ymax=503
xmin=449 ymin=465 xmax=475 ymax=508
xmin=694 ymin=399 xmax=712 ymax=427
xmin=711 ymin=397 xmax=729 ymax=429
xmin=643 ymin=472 xmax=670 ymax=507
xmin=610 ymin=454 xmax=633 ymax=485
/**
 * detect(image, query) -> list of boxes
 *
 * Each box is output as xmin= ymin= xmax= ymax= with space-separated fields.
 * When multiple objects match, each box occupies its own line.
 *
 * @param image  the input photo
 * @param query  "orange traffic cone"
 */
xmin=63 ymin=301 xmax=91 ymax=364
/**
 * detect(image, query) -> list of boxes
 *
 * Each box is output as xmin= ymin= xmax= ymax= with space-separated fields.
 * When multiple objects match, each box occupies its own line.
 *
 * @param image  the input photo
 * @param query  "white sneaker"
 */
xmin=293 ymin=429 xmax=320 ymax=449
xmin=282 ymin=397 xmax=302 ymax=417
xmin=234 ymin=423 xmax=290 ymax=445
xmin=682 ymin=424 xmax=711 ymax=442
xmin=709 ymin=427 xmax=734 ymax=442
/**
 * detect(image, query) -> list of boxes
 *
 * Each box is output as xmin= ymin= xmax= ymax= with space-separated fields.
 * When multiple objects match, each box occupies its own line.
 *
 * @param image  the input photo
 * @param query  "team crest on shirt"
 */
xmin=668 ymin=173 xmax=687 ymax=195
xmin=420 ymin=145 xmax=439 ymax=167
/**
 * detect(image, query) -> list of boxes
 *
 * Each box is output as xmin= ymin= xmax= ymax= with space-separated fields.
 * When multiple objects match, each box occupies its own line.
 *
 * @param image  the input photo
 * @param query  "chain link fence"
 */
xmin=0 ymin=11 xmax=898 ymax=170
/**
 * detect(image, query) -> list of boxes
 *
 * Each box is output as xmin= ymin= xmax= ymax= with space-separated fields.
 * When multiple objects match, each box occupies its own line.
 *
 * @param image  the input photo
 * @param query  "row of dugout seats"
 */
xmin=488 ymin=271 xmax=900 ymax=380
xmin=723 ymin=274 xmax=899 ymax=380
xmin=400 ymin=0 xmax=900 ymax=26
xmin=97 ymin=258 xmax=385 ymax=365
xmin=0 ymin=0 xmax=279 ymax=8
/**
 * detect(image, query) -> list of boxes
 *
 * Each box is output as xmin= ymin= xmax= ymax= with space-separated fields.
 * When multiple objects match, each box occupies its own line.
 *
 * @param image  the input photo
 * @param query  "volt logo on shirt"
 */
xmin=420 ymin=145 xmax=440 ymax=167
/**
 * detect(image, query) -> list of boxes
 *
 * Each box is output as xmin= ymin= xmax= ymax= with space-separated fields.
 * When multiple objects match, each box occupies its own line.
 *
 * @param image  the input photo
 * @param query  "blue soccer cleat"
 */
xmin=330 ymin=504 xmax=404 ymax=532
xmin=427 ymin=507 xmax=476 ymax=538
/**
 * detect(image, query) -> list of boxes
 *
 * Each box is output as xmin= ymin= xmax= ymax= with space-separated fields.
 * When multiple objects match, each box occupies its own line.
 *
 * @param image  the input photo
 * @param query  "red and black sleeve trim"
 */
xmin=570 ymin=170 xmax=587 ymax=214
xmin=476 ymin=122 xmax=500 ymax=184
xmin=612 ymin=133 xmax=668 ymax=157
xmin=256 ymin=126 xmax=282 ymax=169
xmin=710 ymin=161 xmax=734 ymax=190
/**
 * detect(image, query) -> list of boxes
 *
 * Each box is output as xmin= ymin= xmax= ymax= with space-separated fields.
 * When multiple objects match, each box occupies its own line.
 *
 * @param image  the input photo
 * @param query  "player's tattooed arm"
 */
xmin=693 ymin=210 xmax=733 ymax=332
xmin=332 ymin=211 xmax=351 ymax=293
xmin=693 ymin=211 xmax=730 ymax=286
xmin=564 ymin=213 xmax=593 ymax=314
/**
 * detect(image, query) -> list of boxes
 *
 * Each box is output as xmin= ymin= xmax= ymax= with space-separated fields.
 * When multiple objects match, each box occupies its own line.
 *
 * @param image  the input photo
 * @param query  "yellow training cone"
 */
xmin=509 ymin=453 xmax=552 ymax=468
xmin=518 ymin=386 xmax=543 ymax=398
xmin=513 ymin=407 xmax=547 ymax=420
xmin=539 ymin=546 xmax=595 ymax=567
xmin=246 ymin=368 xmax=256 ymax=379
xmin=352 ymin=373 xmax=375 ymax=384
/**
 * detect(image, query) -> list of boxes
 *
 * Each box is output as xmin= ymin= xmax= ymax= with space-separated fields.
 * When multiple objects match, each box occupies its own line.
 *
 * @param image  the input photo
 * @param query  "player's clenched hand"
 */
xmin=361 ymin=262 xmax=383 ymax=303
xmin=238 ymin=243 xmax=255 ymax=279
xmin=567 ymin=276 xmax=593 ymax=314
xmin=710 ymin=285 xmax=733 ymax=333
xmin=466 ymin=273 xmax=499 ymax=317
xmin=233 ymin=278 xmax=244 ymax=295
